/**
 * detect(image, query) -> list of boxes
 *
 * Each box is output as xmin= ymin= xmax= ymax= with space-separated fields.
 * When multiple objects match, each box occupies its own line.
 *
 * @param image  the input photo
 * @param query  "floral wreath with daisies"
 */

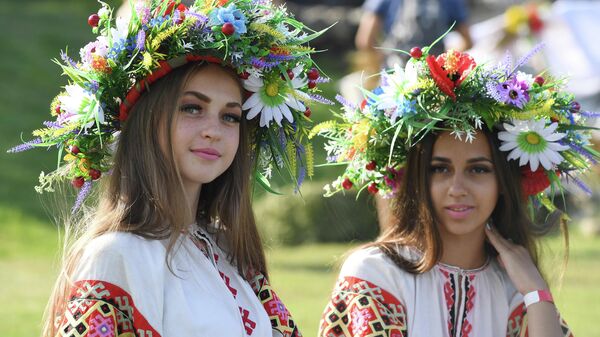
xmin=9 ymin=0 xmax=333 ymax=211
xmin=311 ymin=38 xmax=600 ymax=214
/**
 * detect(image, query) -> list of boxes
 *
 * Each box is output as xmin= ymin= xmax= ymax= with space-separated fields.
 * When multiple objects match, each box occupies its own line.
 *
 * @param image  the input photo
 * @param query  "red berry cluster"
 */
xmin=307 ymin=68 xmax=319 ymax=89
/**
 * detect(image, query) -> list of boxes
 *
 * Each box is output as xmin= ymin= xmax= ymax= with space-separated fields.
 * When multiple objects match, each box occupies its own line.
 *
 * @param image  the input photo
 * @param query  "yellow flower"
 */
xmin=505 ymin=5 xmax=528 ymax=34
xmin=352 ymin=119 xmax=372 ymax=151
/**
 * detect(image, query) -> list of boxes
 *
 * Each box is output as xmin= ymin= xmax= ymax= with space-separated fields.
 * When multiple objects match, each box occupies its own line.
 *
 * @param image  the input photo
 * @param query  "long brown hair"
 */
xmin=42 ymin=62 xmax=266 ymax=336
xmin=375 ymin=127 xmax=541 ymax=274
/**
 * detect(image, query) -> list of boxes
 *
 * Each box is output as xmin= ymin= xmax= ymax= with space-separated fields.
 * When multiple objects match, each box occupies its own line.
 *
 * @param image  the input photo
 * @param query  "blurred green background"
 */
xmin=1 ymin=1 xmax=599 ymax=337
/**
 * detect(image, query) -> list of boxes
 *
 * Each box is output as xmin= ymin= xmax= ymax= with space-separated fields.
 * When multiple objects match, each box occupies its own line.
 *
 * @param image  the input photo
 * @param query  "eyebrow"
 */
xmin=431 ymin=156 xmax=493 ymax=164
xmin=182 ymin=91 xmax=242 ymax=109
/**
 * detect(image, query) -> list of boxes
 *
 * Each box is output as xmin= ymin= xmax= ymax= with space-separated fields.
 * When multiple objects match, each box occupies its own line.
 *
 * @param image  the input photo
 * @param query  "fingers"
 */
xmin=484 ymin=223 xmax=512 ymax=254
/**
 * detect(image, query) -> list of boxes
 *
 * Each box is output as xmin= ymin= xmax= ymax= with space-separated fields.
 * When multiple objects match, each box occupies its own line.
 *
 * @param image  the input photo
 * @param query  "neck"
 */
xmin=440 ymin=230 xmax=487 ymax=270
xmin=183 ymin=184 xmax=201 ymax=225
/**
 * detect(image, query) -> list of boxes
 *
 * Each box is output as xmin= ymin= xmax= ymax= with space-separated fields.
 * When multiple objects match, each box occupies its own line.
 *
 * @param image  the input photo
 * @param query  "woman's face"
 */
xmin=170 ymin=64 xmax=242 ymax=194
xmin=429 ymin=131 xmax=499 ymax=241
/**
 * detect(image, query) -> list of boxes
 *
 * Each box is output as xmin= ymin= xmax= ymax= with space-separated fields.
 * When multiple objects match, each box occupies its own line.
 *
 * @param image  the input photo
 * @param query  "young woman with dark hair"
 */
xmin=315 ymin=46 xmax=598 ymax=336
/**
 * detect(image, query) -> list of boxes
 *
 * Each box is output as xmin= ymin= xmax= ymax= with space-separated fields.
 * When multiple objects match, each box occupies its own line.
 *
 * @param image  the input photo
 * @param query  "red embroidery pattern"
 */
xmin=319 ymin=276 xmax=407 ymax=337
xmin=240 ymin=307 xmax=257 ymax=335
xmin=250 ymin=273 xmax=302 ymax=337
xmin=219 ymin=271 xmax=239 ymax=298
xmin=57 ymin=280 xmax=160 ymax=337
xmin=506 ymin=303 xmax=574 ymax=337
xmin=439 ymin=268 xmax=476 ymax=337
xmin=440 ymin=268 xmax=457 ymax=336
xmin=461 ymin=275 xmax=476 ymax=337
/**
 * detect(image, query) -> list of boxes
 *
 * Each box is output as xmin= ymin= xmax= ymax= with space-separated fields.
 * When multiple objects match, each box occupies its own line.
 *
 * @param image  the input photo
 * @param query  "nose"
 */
xmin=448 ymin=172 xmax=468 ymax=197
xmin=199 ymin=113 xmax=222 ymax=140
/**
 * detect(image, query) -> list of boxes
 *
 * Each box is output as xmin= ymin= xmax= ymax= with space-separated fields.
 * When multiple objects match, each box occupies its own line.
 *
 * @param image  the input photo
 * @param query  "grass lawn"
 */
xmin=2 ymin=209 xmax=600 ymax=337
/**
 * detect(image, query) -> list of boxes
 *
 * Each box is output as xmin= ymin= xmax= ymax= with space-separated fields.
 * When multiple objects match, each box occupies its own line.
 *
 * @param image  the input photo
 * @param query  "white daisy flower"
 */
xmin=498 ymin=118 xmax=570 ymax=171
xmin=242 ymin=66 xmax=307 ymax=127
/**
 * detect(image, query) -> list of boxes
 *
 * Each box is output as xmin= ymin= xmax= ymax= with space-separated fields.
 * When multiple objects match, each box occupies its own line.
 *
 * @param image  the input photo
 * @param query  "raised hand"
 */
xmin=484 ymin=224 xmax=548 ymax=294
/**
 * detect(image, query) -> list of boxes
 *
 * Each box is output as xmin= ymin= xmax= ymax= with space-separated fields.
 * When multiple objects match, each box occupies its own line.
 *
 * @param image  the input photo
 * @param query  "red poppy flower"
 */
xmin=528 ymin=6 xmax=544 ymax=33
xmin=521 ymin=166 xmax=552 ymax=196
xmin=426 ymin=50 xmax=476 ymax=100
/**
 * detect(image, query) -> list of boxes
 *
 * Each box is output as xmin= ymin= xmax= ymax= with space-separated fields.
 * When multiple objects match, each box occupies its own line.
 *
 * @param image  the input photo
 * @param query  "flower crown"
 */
xmin=312 ymin=43 xmax=599 ymax=213
xmin=9 ymin=0 xmax=331 ymax=209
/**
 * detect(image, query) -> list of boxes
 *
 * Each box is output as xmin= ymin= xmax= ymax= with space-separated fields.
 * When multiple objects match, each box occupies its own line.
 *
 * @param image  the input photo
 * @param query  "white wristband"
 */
xmin=523 ymin=289 xmax=554 ymax=308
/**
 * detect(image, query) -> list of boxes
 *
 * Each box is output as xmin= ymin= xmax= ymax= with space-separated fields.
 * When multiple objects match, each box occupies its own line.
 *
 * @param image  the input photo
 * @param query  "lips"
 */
xmin=191 ymin=148 xmax=221 ymax=160
xmin=444 ymin=204 xmax=474 ymax=219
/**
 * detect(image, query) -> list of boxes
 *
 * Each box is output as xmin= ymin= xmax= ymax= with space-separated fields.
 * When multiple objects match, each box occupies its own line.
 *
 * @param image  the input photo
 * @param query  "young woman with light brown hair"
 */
xmin=10 ymin=1 xmax=329 ymax=336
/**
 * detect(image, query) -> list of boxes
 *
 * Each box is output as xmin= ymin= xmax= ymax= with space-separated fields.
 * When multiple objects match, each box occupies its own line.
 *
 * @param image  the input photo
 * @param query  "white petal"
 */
xmin=279 ymin=104 xmax=294 ymax=123
xmin=538 ymin=151 xmax=552 ymax=170
xmin=545 ymin=149 xmax=564 ymax=165
xmin=242 ymin=93 xmax=261 ymax=110
xmin=246 ymin=103 xmax=263 ymax=120
xmin=544 ymin=122 xmax=559 ymax=135
xmin=508 ymin=149 xmax=522 ymax=161
xmin=529 ymin=155 xmax=540 ymax=171
xmin=263 ymin=106 xmax=275 ymax=127
xmin=547 ymin=142 xmax=570 ymax=151
xmin=544 ymin=132 xmax=566 ymax=142
xmin=498 ymin=131 xmax=516 ymax=142
xmin=272 ymin=105 xmax=283 ymax=126
xmin=499 ymin=141 xmax=518 ymax=151
xmin=285 ymin=95 xmax=305 ymax=111
xmin=291 ymin=76 xmax=307 ymax=89
xmin=519 ymin=151 xmax=530 ymax=166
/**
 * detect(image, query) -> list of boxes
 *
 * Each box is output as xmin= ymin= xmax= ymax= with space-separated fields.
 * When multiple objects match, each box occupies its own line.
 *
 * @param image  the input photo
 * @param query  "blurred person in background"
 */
xmin=8 ymin=1 xmax=329 ymax=336
xmin=355 ymin=0 xmax=473 ymax=68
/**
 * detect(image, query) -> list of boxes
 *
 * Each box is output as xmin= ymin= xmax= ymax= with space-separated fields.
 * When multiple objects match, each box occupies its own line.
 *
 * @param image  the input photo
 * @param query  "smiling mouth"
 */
xmin=446 ymin=206 xmax=472 ymax=212
xmin=191 ymin=149 xmax=221 ymax=160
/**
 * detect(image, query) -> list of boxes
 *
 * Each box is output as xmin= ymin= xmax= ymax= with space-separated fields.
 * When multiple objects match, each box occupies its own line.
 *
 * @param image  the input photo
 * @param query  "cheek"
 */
xmin=227 ymin=127 xmax=240 ymax=153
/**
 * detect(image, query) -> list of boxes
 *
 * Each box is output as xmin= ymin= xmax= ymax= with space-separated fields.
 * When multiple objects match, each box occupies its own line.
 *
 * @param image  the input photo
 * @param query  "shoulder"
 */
xmin=75 ymin=231 xmax=168 ymax=281
xmin=83 ymin=231 xmax=166 ymax=260
xmin=337 ymin=245 xmax=415 ymax=295
xmin=340 ymin=245 xmax=415 ymax=277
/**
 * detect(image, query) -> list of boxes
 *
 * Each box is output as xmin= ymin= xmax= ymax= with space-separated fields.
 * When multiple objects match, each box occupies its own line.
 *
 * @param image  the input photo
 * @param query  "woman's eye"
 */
xmin=180 ymin=104 xmax=202 ymax=114
xmin=430 ymin=165 xmax=448 ymax=174
xmin=223 ymin=113 xmax=241 ymax=123
xmin=470 ymin=166 xmax=492 ymax=174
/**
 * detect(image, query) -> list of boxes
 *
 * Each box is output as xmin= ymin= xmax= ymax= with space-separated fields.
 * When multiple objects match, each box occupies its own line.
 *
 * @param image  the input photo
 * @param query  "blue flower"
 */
xmin=208 ymin=4 xmax=247 ymax=37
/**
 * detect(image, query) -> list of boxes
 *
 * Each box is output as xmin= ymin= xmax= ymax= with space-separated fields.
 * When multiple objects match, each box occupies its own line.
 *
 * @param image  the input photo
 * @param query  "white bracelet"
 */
xmin=523 ymin=289 xmax=554 ymax=308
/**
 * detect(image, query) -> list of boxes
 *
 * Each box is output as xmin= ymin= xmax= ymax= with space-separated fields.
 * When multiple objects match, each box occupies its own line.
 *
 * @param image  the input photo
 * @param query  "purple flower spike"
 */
xmin=136 ymin=30 xmax=146 ymax=51
xmin=335 ymin=94 xmax=358 ymax=111
xmin=581 ymin=111 xmax=600 ymax=118
xmin=71 ymin=180 xmax=93 ymax=213
xmin=7 ymin=138 xmax=42 ymax=153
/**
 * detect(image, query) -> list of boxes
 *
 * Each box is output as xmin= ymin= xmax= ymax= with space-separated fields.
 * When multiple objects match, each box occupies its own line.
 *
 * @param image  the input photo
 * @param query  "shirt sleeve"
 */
xmin=441 ymin=0 xmax=469 ymax=25
xmin=250 ymin=272 xmax=302 ymax=337
xmin=55 ymin=233 xmax=164 ymax=337
xmin=319 ymin=276 xmax=407 ymax=337
xmin=362 ymin=0 xmax=391 ymax=18
xmin=506 ymin=301 xmax=574 ymax=337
